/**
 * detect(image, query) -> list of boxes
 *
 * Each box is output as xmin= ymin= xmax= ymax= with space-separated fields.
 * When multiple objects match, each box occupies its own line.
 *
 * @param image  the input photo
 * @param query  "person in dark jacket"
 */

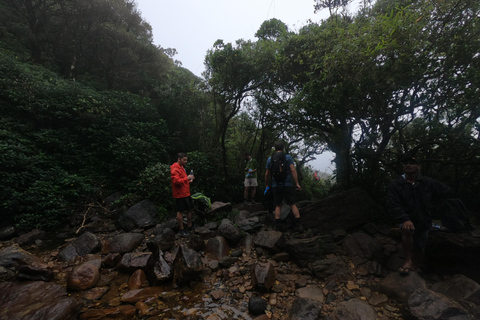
xmin=386 ymin=155 xmax=452 ymax=274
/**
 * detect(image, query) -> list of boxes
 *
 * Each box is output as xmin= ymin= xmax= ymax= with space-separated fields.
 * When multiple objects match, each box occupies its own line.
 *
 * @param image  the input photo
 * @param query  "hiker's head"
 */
xmin=274 ymin=141 xmax=284 ymax=151
xmin=177 ymin=153 xmax=188 ymax=166
xmin=401 ymin=155 xmax=421 ymax=173
xmin=244 ymin=153 xmax=251 ymax=161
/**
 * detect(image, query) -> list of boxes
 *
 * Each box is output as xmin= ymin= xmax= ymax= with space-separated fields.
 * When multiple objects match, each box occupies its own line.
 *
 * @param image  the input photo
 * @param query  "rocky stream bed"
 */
xmin=1 ymin=188 xmax=480 ymax=320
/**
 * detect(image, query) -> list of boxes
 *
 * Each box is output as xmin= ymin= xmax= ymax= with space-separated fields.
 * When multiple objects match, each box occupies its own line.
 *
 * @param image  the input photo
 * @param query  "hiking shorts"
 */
xmin=400 ymin=222 xmax=429 ymax=251
xmin=273 ymin=186 xmax=296 ymax=206
xmin=175 ymin=196 xmax=193 ymax=213
xmin=244 ymin=178 xmax=258 ymax=187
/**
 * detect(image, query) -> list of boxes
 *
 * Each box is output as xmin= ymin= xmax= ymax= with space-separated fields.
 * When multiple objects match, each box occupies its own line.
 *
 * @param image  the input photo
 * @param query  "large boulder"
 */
xmin=118 ymin=199 xmax=158 ymax=231
xmin=300 ymin=188 xmax=383 ymax=233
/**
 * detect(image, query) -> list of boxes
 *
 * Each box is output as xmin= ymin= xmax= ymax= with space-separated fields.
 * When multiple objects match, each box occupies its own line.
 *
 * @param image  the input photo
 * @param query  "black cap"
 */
xmin=400 ymin=155 xmax=420 ymax=164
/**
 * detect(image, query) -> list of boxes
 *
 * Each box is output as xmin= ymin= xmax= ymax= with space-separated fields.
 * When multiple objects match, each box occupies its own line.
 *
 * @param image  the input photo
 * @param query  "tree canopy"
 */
xmin=1 ymin=0 xmax=479 ymax=230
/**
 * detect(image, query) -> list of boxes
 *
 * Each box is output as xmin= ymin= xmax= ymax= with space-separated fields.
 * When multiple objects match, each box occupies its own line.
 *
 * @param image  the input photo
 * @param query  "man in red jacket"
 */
xmin=171 ymin=153 xmax=195 ymax=236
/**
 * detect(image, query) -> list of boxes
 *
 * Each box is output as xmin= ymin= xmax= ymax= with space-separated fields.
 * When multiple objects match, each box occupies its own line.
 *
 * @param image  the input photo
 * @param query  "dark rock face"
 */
xmin=342 ymin=232 xmax=386 ymax=266
xmin=300 ymin=188 xmax=383 ymax=233
xmin=117 ymin=252 xmax=151 ymax=273
xmin=426 ymin=228 xmax=480 ymax=283
xmin=218 ymin=219 xmax=242 ymax=243
xmin=253 ymin=230 xmax=285 ymax=252
xmin=0 ymin=281 xmax=81 ymax=319
xmin=117 ymin=199 xmax=158 ymax=231
xmin=407 ymin=288 xmax=471 ymax=319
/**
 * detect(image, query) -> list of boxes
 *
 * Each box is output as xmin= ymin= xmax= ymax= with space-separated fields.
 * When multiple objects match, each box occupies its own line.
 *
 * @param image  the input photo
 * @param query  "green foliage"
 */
xmin=135 ymin=162 xmax=174 ymax=219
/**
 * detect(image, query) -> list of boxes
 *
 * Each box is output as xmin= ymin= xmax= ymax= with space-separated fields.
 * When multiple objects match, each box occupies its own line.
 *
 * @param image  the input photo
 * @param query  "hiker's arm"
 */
xmin=386 ymin=182 xmax=410 ymax=223
xmin=290 ymin=164 xmax=301 ymax=190
xmin=171 ymin=167 xmax=188 ymax=185
xmin=265 ymin=169 xmax=271 ymax=186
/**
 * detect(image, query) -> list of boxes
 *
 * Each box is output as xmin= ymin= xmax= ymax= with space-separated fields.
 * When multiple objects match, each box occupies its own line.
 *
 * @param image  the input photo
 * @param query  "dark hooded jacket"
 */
xmin=386 ymin=174 xmax=452 ymax=230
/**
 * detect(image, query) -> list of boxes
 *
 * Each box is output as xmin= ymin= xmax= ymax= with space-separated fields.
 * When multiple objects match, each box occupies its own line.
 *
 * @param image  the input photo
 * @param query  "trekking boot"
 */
xmin=244 ymin=200 xmax=249 ymax=206
xmin=250 ymin=199 xmax=257 ymax=204
xmin=179 ymin=229 xmax=190 ymax=237
xmin=293 ymin=218 xmax=304 ymax=233
xmin=274 ymin=219 xmax=285 ymax=232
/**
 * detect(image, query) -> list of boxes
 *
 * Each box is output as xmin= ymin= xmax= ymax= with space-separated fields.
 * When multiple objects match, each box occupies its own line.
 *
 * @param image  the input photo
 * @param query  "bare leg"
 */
xmin=401 ymin=229 xmax=414 ymax=269
xmin=244 ymin=187 xmax=249 ymax=200
xmin=251 ymin=187 xmax=256 ymax=199
xmin=274 ymin=205 xmax=282 ymax=219
xmin=177 ymin=212 xmax=184 ymax=230
xmin=186 ymin=209 xmax=193 ymax=228
xmin=291 ymin=204 xmax=300 ymax=218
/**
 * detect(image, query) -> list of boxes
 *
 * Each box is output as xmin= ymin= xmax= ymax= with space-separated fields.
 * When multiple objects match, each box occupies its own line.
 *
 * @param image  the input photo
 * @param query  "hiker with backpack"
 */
xmin=265 ymin=141 xmax=304 ymax=233
xmin=170 ymin=152 xmax=195 ymax=237
xmin=386 ymin=155 xmax=454 ymax=274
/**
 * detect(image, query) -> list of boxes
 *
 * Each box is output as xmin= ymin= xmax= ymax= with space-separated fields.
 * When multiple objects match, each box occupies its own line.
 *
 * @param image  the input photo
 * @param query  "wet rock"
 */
xmin=331 ymin=229 xmax=348 ymax=242
xmin=426 ymin=226 xmax=480 ymax=283
xmin=431 ymin=274 xmax=480 ymax=302
xmin=0 ymin=266 xmax=15 ymax=281
xmin=57 ymin=232 xmax=101 ymax=262
xmin=117 ymin=252 xmax=151 ymax=273
xmin=253 ymin=230 xmax=285 ymax=252
xmin=368 ymin=293 xmax=389 ymax=307
xmin=335 ymin=298 xmax=377 ymax=319
xmin=285 ymin=236 xmax=325 ymax=267
xmin=0 ymin=281 xmax=81 ymax=319
xmin=117 ymin=199 xmax=158 ymax=231
xmin=188 ymin=234 xmax=205 ymax=252
xmin=342 ymin=232 xmax=385 ymax=266
xmin=205 ymin=236 xmax=230 ymax=260
xmin=82 ymin=286 xmax=109 ymax=300
xmin=311 ymin=255 xmax=351 ymax=280
xmin=102 ymin=253 xmax=121 ymax=268
xmin=289 ymin=297 xmax=323 ymax=320
xmin=0 ymin=225 xmax=16 ymax=240
xmin=236 ymin=216 xmax=263 ymax=232
xmin=219 ymin=256 xmax=239 ymax=268
xmin=108 ymin=233 xmax=144 ymax=253
xmin=16 ymin=264 xmax=54 ymax=282
xmin=149 ymin=228 xmax=175 ymax=251
xmin=146 ymin=248 xmax=172 ymax=285
xmin=121 ymin=286 xmax=163 ymax=303
xmin=249 ymin=295 xmax=267 ymax=316
xmin=218 ymin=219 xmax=242 ymax=243
xmin=128 ymin=269 xmax=147 ymax=290
xmin=79 ymin=305 xmax=136 ymax=320
xmin=300 ymin=188 xmax=382 ymax=233
xmin=208 ymin=201 xmax=233 ymax=215
xmin=407 ymin=288 xmax=472 ymax=319
xmin=296 ymin=286 xmax=325 ymax=302
xmin=377 ymin=271 xmax=426 ymax=302
xmin=173 ymin=245 xmax=203 ymax=287
xmin=67 ymin=260 xmax=101 ymax=291
xmin=12 ymin=229 xmax=46 ymax=246
xmin=251 ymin=261 xmax=276 ymax=292
xmin=0 ymin=244 xmax=45 ymax=268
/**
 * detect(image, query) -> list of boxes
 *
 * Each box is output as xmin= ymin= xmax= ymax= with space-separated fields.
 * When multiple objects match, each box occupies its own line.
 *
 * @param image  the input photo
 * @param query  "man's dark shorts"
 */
xmin=175 ymin=196 xmax=193 ymax=212
xmin=273 ymin=186 xmax=296 ymax=206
